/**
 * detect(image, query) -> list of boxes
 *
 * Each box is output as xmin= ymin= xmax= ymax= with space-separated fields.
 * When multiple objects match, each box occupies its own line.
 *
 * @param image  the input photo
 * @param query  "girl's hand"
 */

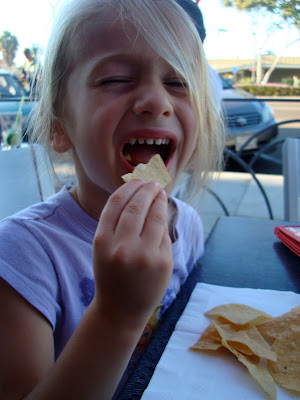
xmin=92 ymin=179 xmax=173 ymax=330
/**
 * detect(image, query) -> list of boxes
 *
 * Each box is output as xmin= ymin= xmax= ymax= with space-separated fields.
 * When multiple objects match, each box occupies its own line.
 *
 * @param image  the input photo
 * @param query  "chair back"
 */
xmin=0 ymin=144 xmax=55 ymax=220
xmin=283 ymin=137 xmax=300 ymax=222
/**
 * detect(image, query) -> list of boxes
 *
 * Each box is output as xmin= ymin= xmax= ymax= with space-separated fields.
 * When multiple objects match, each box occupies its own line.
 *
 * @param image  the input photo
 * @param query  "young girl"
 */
xmin=0 ymin=0 xmax=223 ymax=398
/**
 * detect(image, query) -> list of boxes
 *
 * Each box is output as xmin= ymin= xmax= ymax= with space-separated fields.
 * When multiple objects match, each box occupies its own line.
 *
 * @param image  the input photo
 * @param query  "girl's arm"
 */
xmin=0 ymin=180 xmax=173 ymax=400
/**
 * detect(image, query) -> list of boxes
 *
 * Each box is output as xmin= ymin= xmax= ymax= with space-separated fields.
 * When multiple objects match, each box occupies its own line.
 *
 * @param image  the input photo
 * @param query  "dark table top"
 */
xmin=118 ymin=216 xmax=300 ymax=399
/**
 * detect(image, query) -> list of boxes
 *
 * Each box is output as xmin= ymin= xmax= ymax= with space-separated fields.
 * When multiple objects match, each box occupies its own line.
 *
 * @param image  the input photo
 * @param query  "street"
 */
xmin=267 ymin=99 xmax=300 ymax=131
xmin=226 ymin=97 xmax=300 ymax=175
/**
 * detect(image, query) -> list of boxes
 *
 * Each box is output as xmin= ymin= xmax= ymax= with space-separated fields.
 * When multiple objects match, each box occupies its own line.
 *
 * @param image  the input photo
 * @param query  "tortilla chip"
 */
xmin=268 ymin=325 xmax=300 ymax=392
xmin=205 ymin=303 xmax=272 ymax=326
xmin=223 ymin=340 xmax=277 ymax=400
xmin=121 ymin=154 xmax=171 ymax=189
xmin=214 ymin=323 xmax=276 ymax=361
xmin=190 ymin=322 xmax=222 ymax=351
xmin=257 ymin=305 xmax=300 ymax=344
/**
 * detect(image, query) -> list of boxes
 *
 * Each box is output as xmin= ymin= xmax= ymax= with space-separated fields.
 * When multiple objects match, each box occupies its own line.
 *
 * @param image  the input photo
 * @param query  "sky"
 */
xmin=1 ymin=0 xmax=300 ymax=67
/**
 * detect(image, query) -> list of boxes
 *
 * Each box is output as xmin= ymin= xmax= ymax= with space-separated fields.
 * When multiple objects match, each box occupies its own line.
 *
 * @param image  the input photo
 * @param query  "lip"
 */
xmin=120 ymin=129 xmax=178 ymax=173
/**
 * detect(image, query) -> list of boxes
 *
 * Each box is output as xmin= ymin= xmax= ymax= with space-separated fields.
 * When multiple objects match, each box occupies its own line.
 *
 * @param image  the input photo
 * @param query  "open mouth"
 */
xmin=121 ymin=137 xmax=173 ymax=171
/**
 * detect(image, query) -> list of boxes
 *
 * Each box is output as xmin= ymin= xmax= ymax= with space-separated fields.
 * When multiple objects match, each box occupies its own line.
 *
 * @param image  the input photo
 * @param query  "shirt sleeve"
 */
xmin=174 ymin=197 xmax=205 ymax=269
xmin=196 ymin=215 xmax=204 ymax=260
xmin=0 ymin=217 xmax=62 ymax=329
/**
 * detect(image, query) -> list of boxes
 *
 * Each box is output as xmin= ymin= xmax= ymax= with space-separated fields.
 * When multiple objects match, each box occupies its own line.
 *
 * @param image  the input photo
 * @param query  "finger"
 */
xmin=141 ymin=189 xmax=169 ymax=246
xmin=114 ymin=181 xmax=161 ymax=238
xmin=97 ymin=179 xmax=145 ymax=237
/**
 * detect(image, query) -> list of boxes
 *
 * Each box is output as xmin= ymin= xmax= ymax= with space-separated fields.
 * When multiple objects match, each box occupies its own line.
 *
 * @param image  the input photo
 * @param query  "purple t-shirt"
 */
xmin=0 ymin=186 xmax=204 ymax=359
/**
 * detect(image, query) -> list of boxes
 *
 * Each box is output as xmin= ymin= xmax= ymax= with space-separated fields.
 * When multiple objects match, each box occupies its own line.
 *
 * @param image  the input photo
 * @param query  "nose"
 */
xmin=133 ymin=79 xmax=173 ymax=118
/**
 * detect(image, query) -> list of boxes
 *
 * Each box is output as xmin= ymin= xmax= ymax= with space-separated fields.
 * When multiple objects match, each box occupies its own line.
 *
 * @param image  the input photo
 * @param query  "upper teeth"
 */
xmin=128 ymin=138 xmax=170 ymax=145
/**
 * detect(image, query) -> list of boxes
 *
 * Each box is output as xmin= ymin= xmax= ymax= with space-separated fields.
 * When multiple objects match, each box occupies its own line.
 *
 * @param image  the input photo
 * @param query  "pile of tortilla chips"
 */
xmin=190 ymin=304 xmax=300 ymax=399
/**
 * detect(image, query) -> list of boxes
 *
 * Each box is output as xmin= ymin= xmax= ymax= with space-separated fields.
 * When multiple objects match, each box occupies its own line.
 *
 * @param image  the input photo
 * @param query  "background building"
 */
xmin=210 ymin=56 xmax=300 ymax=85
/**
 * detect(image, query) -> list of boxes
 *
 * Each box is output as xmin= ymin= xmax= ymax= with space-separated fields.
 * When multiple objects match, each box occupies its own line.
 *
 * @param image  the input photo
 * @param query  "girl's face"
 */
xmin=54 ymin=16 xmax=198 ymax=210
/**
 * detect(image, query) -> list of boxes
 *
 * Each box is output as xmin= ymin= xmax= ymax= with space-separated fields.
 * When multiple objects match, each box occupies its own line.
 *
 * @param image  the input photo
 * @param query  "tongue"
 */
xmin=125 ymin=144 xmax=164 ymax=166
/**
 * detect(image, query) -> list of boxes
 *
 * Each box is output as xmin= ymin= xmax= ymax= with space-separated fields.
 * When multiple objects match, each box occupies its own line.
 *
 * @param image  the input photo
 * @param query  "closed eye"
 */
xmin=94 ymin=77 xmax=133 ymax=86
xmin=165 ymin=80 xmax=188 ymax=89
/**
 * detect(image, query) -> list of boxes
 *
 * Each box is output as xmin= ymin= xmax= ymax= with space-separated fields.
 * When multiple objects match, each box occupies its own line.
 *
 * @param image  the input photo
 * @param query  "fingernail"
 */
xmin=160 ymin=189 xmax=167 ymax=197
xmin=132 ymin=178 xmax=146 ymax=184
xmin=150 ymin=180 xmax=161 ymax=188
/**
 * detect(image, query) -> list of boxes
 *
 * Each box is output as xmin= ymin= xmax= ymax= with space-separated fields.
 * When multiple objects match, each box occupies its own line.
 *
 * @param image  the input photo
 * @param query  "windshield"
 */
xmin=219 ymin=75 xmax=233 ymax=90
xmin=0 ymin=73 xmax=26 ymax=99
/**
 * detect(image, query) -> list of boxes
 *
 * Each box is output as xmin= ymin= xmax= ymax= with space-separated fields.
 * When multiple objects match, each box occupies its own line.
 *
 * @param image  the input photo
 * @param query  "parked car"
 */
xmin=220 ymin=76 xmax=278 ymax=151
xmin=0 ymin=69 xmax=35 ymax=144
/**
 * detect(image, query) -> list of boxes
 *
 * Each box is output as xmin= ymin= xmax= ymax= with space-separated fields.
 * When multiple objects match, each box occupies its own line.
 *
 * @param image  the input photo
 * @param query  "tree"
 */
xmin=222 ymin=0 xmax=300 ymax=27
xmin=0 ymin=31 xmax=19 ymax=69
xmin=222 ymin=0 xmax=300 ymax=83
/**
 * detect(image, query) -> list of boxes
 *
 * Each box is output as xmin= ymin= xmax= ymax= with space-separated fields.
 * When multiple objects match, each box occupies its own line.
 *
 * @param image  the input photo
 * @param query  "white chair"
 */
xmin=0 ymin=144 xmax=55 ymax=220
xmin=283 ymin=137 xmax=300 ymax=222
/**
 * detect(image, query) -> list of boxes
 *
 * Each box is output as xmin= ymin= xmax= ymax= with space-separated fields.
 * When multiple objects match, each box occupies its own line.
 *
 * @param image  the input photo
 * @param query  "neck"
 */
xmin=69 ymin=184 xmax=109 ymax=221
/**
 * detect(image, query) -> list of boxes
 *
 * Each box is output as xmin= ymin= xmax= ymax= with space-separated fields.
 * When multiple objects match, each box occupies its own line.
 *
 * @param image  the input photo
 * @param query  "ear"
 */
xmin=50 ymin=121 xmax=72 ymax=153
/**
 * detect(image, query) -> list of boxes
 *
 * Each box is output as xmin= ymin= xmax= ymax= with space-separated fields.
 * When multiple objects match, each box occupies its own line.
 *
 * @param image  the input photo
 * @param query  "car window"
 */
xmin=219 ymin=76 xmax=233 ymax=90
xmin=0 ymin=74 xmax=25 ymax=99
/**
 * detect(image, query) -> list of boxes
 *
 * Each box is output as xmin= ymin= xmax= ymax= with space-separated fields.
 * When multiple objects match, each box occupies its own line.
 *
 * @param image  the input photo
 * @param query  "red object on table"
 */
xmin=274 ymin=225 xmax=300 ymax=257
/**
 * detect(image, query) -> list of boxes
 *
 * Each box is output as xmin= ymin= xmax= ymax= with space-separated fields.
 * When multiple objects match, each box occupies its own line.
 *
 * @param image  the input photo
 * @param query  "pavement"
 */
xmin=54 ymin=160 xmax=286 ymax=241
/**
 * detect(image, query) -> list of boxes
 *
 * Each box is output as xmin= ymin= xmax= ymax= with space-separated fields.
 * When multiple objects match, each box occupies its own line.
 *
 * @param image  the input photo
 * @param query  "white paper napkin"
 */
xmin=141 ymin=283 xmax=300 ymax=400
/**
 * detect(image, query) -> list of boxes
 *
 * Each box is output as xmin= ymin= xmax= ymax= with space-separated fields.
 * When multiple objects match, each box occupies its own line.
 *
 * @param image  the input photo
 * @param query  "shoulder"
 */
xmin=0 ymin=188 xmax=72 ymax=264
xmin=1 ymin=186 xmax=83 ymax=229
xmin=0 ymin=187 xmax=80 ymax=264
xmin=3 ymin=188 xmax=66 ymax=221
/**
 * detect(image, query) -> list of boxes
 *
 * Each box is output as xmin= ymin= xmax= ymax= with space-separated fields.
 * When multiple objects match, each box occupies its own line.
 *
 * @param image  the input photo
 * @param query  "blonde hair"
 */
xmin=30 ymin=0 xmax=224 ymax=198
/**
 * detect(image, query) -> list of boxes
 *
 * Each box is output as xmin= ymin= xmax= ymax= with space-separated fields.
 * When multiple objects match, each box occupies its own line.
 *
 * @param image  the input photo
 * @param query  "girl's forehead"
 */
xmin=75 ymin=7 xmax=193 ymax=62
xmin=67 ymin=7 xmax=198 ymax=87
xmin=84 ymin=21 xmax=139 ymax=48
xmin=78 ymin=18 xmax=164 ymax=66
